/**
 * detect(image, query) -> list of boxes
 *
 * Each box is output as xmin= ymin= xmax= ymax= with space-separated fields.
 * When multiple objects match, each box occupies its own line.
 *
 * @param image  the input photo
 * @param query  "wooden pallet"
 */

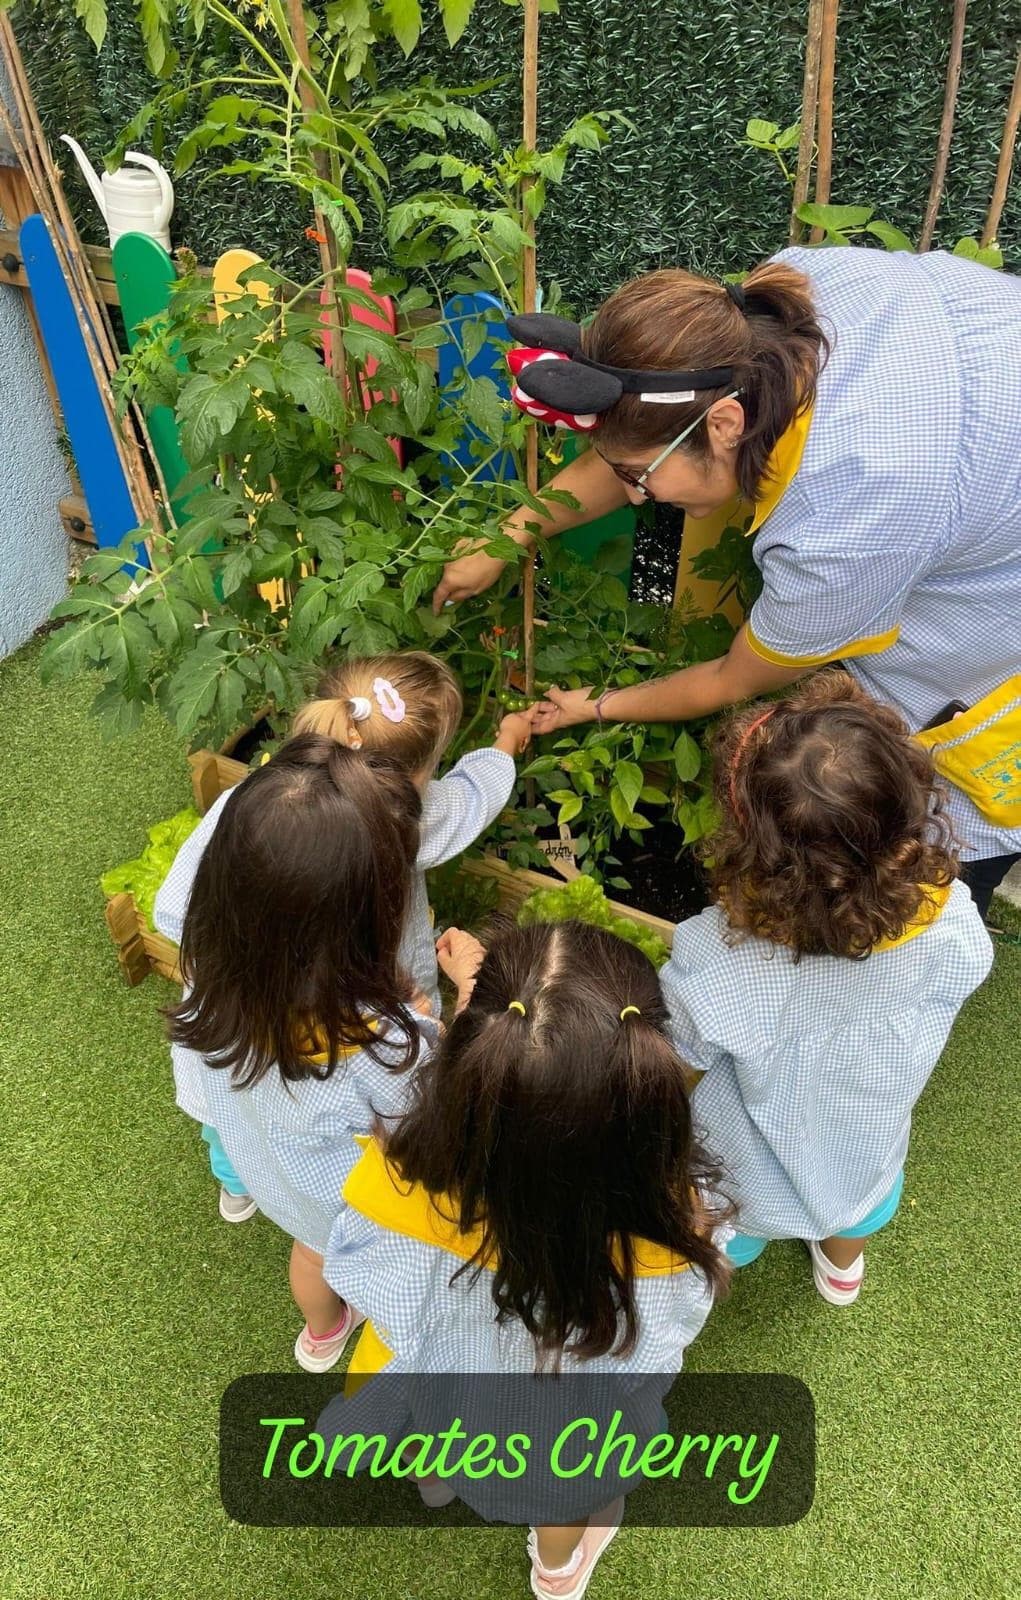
xmin=103 ymin=748 xmax=676 ymax=985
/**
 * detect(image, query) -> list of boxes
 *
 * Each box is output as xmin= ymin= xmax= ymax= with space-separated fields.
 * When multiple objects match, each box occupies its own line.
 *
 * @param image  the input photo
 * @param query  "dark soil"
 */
xmin=608 ymin=817 xmax=711 ymax=924
xmin=222 ymin=715 xmax=277 ymax=764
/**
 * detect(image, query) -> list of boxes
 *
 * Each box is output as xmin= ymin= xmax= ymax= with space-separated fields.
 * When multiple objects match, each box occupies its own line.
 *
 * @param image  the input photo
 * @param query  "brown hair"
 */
xmin=166 ymin=732 xmax=423 ymax=1087
xmin=585 ymin=260 xmax=830 ymax=500
xmin=708 ymin=673 xmax=958 ymax=959
xmin=293 ymin=651 xmax=462 ymax=776
xmin=386 ymin=919 xmax=731 ymax=1367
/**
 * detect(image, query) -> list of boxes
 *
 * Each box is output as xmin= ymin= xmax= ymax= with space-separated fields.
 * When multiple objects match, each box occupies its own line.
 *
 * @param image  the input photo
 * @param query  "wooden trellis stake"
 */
xmin=981 ymin=50 xmax=1021 ymax=248
xmin=790 ymin=0 xmax=825 ymax=242
xmin=808 ymin=0 xmax=840 ymax=243
xmin=284 ymin=0 xmax=345 ymax=391
xmin=0 ymin=14 xmax=165 ymax=544
xmin=521 ymin=0 xmax=539 ymax=703
xmin=918 ymin=0 xmax=968 ymax=251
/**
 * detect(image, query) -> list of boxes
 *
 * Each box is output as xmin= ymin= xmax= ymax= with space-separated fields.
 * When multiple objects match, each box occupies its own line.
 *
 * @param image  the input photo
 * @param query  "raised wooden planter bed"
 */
xmin=104 ymin=749 xmax=676 ymax=986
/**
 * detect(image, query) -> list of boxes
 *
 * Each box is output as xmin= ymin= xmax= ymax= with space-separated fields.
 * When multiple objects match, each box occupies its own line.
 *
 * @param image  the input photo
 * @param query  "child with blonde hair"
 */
xmin=293 ymin=650 xmax=532 ymax=1011
xmin=660 ymin=673 xmax=993 ymax=1303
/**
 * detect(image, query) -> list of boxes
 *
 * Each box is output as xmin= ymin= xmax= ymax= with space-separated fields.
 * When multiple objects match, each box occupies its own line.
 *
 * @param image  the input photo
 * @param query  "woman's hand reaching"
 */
xmin=529 ymin=686 xmax=601 ymax=735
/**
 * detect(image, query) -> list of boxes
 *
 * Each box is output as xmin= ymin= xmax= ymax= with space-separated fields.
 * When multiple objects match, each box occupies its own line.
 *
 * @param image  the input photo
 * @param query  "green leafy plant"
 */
xmin=2 ymin=0 xmax=484 ymax=83
xmin=100 ymin=806 xmax=201 ymax=923
xmin=745 ymin=115 xmax=1005 ymax=267
xmin=516 ymin=873 xmax=671 ymax=967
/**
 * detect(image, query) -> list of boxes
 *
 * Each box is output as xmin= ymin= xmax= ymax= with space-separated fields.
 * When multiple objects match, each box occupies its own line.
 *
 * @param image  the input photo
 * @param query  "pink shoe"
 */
xmin=527 ymin=1499 xmax=624 ymax=1600
xmin=807 ymin=1239 xmax=865 ymax=1305
xmin=293 ymin=1303 xmax=364 ymax=1373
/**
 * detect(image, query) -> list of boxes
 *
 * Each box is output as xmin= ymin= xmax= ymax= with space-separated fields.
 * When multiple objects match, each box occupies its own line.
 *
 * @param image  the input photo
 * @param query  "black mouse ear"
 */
xmin=516 ymin=356 xmax=622 ymax=414
xmin=506 ymin=313 xmax=583 ymax=354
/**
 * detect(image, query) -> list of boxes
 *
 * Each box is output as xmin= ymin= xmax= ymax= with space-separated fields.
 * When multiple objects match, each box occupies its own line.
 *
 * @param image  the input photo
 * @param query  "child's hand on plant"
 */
xmin=531 ymin=685 xmax=600 ymax=734
xmin=436 ymin=927 xmax=486 ymax=1010
xmin=495 ymin=704 xmax=540 ymax=756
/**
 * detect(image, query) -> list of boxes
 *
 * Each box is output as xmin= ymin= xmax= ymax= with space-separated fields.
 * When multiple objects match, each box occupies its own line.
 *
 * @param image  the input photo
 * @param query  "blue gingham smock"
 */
xmin=746 ymin=246 xmax=1021 ymax=861
xmin=152 ymin=746 xmax=514 ymax=1124
xmin=323 ymin=1188 xmax=721 ymax=1377
xmin=402 ymin=747 xmax=515 ymax=1013
xmin=318 ymin=1150 xmax=726 ymax=1525
xmin=194 ymin=1024 xmax=438 ymax=1253
xmin=660 ymin=881 xmax=992 ymax=1241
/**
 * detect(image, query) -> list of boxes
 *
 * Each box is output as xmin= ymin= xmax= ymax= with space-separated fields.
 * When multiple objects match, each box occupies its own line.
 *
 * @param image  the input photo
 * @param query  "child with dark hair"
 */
xmin=155 ymin=650 xmax=532 ymax=1238
xmin=321 ymin=919 xmax=730 ymax=1596
xmin=160 ymin=733 xmax=438 ymax=1372
xmin=660 ymin=672 xmax=993 ymax=1303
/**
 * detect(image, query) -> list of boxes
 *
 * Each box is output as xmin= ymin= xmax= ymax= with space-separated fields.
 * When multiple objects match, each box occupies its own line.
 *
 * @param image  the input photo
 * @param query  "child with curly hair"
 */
xmin=660 ymin=672 xmax=993 ymax=1304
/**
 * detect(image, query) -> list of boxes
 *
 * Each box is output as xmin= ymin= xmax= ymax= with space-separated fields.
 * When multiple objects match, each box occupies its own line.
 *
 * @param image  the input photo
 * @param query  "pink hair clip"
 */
xmin=372 ymin=677 xmax=406 ymax=724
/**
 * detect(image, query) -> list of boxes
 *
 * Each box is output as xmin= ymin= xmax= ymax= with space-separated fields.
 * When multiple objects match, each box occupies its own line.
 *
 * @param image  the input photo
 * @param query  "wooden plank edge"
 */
xmin=60 ymin=493 xmax=96 ymax=546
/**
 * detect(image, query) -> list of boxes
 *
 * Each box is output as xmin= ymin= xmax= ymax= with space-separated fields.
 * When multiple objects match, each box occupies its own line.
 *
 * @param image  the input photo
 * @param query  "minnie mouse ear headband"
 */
xmin=506 ymin=309 xmax=737 ymax=433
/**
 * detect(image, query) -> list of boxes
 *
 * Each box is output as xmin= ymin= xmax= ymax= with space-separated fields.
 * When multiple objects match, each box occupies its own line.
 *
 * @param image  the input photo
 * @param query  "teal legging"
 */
xmin=726 ymin=1170 xmax=906 ymax=1267
xmin=200 ymin=1124 xmax=248 ymax=1197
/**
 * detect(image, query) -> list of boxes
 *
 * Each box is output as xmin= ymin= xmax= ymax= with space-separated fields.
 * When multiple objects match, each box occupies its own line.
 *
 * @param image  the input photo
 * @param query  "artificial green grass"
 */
xmin=1 ymin=638 xmax=1018 ymax=1600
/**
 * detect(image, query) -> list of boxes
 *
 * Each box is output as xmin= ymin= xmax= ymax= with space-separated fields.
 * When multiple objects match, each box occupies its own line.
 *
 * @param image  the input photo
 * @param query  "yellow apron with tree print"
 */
xmin=914 ymin=678 xmax=1021 ymax=829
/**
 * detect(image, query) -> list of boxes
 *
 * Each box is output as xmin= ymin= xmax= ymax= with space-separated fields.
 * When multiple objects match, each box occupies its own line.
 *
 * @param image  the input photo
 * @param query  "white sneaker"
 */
xmin=219 ymin=1188 xmax=258 ymax=1223
xmin=416 ymin=1475 xmax=458 ymax=1509
xmin=527 ymin=1499 xmax=624 ymax=1600
xmin=807 ymin=1239 xmax=864 ymax=1305
xmin=294 ymin=1304 xmax=364 ymax=1373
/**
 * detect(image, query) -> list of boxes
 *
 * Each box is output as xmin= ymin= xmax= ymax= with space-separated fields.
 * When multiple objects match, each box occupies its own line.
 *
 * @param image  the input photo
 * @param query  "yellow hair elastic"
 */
xmin=619 ymin=1006 xmax=641 ymax=1021
xmin=507 ymin=1000 xmax=527 ymax=1016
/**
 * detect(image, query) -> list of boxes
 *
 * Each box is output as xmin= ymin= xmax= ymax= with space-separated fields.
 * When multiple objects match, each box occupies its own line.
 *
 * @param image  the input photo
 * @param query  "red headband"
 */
xmin=728 ymin=708 xmax=776 ymax=819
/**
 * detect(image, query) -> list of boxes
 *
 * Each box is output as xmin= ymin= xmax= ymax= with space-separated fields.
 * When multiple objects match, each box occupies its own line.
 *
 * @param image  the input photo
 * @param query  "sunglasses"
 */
xmin=599 ymin=390 xmax=741 ymax=500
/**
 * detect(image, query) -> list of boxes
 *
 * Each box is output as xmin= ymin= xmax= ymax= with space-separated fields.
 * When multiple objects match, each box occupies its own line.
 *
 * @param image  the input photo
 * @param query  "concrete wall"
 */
xmin=0 ymin=57 xmax=70 ymax=660
xmin=0 ymin=284 xmax=71 ymax=658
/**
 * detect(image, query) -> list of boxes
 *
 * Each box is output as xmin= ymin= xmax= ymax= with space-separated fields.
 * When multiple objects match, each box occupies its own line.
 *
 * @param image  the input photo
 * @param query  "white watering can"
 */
xmin=59 ymin=136 xmax=174 ymax=251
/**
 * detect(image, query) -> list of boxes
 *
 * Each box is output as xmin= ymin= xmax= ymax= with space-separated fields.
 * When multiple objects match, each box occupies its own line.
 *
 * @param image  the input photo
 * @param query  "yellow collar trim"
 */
xmin=872 ymin=883 xmax=951 ymax=953
xmin=342 ymin=1138 xmax=692 ymax=1279
xmin=747 ymin=403 xmax=815 ymax=535
xmin=300 ymin=1017 xmax=380 ymax=1066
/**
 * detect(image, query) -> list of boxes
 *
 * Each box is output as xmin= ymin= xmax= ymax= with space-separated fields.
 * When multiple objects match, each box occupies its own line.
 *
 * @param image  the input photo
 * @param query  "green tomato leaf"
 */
xmin=334 ymin=560 xmax=386 ymax=608
xmin=864 ymin=220 xmax=915 ymax=253
xmin=673 ymin=730 xmax=702 ymax=781
xmin=166 ymin=650 xmax=222 ymax=734
xmin=613 ymin=759 xmax=644 ymax=815
xmin=745 ymin=118 xmax=779 ymax=145
xmin=796 ymin=202 xmax=874 ymax=230
xmin=438 ymin=0 xmax=474 ymax=46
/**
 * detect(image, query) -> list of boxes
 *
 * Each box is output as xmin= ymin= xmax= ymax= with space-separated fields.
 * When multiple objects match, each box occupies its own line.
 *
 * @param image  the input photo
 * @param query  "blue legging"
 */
xmin=200 ymin=1124 xmax=248 ymax=1196
xmin=726 ymin=1170 xmax=906 ymax=1267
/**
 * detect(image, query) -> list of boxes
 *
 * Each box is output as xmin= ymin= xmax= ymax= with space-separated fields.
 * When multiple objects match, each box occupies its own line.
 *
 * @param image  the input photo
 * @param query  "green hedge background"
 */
xmin=15 ymin=0 xmax=1019 ymax=307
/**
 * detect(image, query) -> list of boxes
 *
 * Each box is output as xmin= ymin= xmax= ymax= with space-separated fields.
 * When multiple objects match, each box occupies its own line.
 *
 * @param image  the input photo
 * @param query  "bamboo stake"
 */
xmin=284 ymin=0 xmax=345 ymax=387
xmin=521 ymin=0 xmax=539 ymax=704
xmin=808 ymin=0 xmax=840 ymax=244
xmin=981 ymin=50 xmax=1021 ymax=248
xmin=790 ymin=0 xmax=825 ymax=242
xmin=918 ymin=0 xmax=968 ymax=252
